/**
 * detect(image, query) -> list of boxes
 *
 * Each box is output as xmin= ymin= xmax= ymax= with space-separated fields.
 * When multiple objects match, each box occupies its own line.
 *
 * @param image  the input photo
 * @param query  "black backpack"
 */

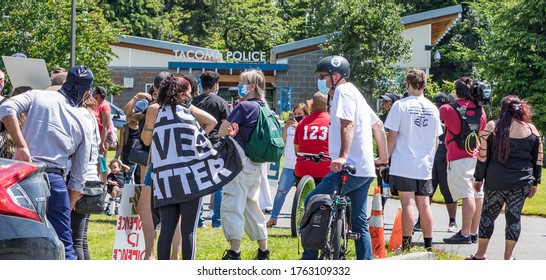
xmin=448 ymin=102 xmax=482 ymax=152
xmin=299 ymin=194 xmax=333 ymax=250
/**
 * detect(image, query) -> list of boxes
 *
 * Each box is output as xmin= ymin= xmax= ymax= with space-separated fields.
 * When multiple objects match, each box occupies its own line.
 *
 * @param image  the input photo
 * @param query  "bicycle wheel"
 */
xmin=330 ymin=214 xmax=343 ymax=260
xmin=291 ymin=175 xmax=316 ymax=237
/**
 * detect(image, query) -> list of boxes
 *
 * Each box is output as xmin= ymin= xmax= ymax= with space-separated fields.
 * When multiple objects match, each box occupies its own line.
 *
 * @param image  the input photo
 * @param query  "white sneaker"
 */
xmin=447 ymin=222 xmax=459 ymax=233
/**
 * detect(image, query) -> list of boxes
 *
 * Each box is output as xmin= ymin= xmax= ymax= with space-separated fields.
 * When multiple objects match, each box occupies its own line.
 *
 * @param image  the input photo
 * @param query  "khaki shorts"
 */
xmin=447 ymin=158 xmax=484 ymax=201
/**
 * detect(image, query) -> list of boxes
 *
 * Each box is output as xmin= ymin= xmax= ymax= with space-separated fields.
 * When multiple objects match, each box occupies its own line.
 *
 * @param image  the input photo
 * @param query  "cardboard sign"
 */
xmin=2 ymin=56 xmax=51 ymax=90
xmin=112 ymin=184 xmax=147 ymax=260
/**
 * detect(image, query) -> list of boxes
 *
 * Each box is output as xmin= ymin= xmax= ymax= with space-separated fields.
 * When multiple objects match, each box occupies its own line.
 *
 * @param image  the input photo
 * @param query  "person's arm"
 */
xmin=372 ymin=120 xmax=389 ymax=166
xmin=124 ymin=92 xmax=152 ymax=117
xmin=121 ymin=161 xmax=131 ymax=173
xmin=473 ymin=120 xmax=495 ymax=191
xmin=331 ymin=119 xmax=354 ymax=172
xmin=386 ymin=129 xmax=398 ymax=161
xmin=114 ymin=126 xmax=125 ymax=160
xmin=141 ymin=104 xmax=159 ymax=147
xmin=189 ymin=105 xmax=217 ymax=134
xmin=529 ymin=123 xmax=543 ymax=198
xmin=218 ymin=120 xmax=233 ymax=137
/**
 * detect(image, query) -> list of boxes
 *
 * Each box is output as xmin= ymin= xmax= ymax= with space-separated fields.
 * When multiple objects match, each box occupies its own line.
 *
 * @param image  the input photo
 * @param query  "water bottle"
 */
xmin=382 ymin=183 xmax=390 ymax=198
xmin=99 ymin=155 xmax=107 ymax=173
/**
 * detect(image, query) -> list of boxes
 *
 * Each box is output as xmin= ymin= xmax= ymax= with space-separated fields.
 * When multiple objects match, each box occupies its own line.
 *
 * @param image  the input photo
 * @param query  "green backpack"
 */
xmin=246 ymin=101 xmax=285 ymax=163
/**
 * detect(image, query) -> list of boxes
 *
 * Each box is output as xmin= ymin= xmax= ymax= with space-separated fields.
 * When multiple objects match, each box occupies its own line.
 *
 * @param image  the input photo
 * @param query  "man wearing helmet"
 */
xmin=301 ymin=55 xmax=389 ymax=260
xmin=0 ymin=65 xmax=93 ymax=259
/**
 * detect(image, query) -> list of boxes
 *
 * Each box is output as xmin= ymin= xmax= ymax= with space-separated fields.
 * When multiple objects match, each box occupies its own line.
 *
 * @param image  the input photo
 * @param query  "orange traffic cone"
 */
xmin=369 ymin=187 xmax=386 ymax=258
xmin=388 ymin=207 xmax=403 ymax=253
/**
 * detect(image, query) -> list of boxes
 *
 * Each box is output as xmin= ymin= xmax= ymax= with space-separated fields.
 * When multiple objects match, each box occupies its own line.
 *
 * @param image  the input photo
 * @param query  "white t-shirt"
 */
xmin=283 ymin=125 xmax=296 ymax=169
xmin=384 ymin=95 xmax=443 ymax=180
xmin=329 ymin=82 xmax=379 ymax=177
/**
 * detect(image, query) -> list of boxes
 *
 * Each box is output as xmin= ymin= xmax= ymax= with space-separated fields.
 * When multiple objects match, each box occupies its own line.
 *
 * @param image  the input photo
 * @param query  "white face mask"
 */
xmin=317 ymin=79 xmax=329 ymax=95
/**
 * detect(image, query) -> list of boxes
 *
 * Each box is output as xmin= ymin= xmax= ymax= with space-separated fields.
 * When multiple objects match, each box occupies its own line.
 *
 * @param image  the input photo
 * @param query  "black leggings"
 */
xmin=70 ymin=211 xmax=90 ymax=260
xmin=157 ymin=198 xmax=201 ymax=260
xmin=479 ymin=185 xmax=531 ymax=241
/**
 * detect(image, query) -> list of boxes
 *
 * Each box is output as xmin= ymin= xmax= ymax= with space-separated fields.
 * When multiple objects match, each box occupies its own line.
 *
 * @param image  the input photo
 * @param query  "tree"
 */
xmin=276 ymin=0 xmax=334 ymax=42
xmin=0 ymin=0 xmax=122 ymax=94
xmin=325 ymin=0 xmax=411 ymax=98
xmin=472 ymin=0 xmax=546 ymax=132
xmin=98 ymin=0 xmax=189 ymax=43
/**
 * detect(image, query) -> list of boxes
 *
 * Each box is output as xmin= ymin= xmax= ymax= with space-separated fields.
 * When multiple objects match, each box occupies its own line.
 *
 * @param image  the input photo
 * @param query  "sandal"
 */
xmin=266 ymin=219 xmax=277 ymax=227
xmin=465 ymin=254 xmax=486 ymax=260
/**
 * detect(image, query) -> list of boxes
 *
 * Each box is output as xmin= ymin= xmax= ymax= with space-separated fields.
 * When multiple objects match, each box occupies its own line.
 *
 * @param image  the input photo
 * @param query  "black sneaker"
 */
xmin=254 ymin=249 xmax=270 ymax=260
xmin=470 ymin=234 xmax=478 ymax=243
xmin=413 ymin=221 xmax=421 ymax=232
xmin=443 ymin=231 xmax=471 ymax=244
xmin=222 ymin=249 xmax=241 ymax=260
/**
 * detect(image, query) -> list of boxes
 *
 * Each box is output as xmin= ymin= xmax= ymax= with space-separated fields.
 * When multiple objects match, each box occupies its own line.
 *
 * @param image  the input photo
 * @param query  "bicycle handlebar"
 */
xmin=296 ymin=152 xmax=356 ymax=175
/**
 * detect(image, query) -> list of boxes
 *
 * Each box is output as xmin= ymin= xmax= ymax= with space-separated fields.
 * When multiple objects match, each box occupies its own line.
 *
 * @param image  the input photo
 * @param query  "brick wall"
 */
xmin=275 ymin=50 xmax=325 ymax=110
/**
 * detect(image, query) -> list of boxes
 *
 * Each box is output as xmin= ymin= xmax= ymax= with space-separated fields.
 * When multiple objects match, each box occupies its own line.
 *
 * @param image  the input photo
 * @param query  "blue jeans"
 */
xmin=270 ymin=168 xmax=296 ymax=220
xmin=212 ymin=188 xmax=222 ymax=228
xmin=47 ymin=173 xmax=77 ymax=260
xmin=301 ymin=172 xmax=374 ymax=260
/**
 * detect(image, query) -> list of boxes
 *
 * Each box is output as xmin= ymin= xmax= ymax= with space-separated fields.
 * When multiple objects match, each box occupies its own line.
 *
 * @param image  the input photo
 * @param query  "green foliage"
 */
xmin=325 ymin=0 xmax=411 ymax=98
xmin=276 ymin=0 xmax=334 ymax=41
xmin=472 ymin=0 xmax=546 ymax=132
xmin=98 ymin=0 xmax=189 ymax=43
xmin=0 ymin=0 xmax=122 ymax=95
xmin=429 ymin=3 xmax=487 ymax=86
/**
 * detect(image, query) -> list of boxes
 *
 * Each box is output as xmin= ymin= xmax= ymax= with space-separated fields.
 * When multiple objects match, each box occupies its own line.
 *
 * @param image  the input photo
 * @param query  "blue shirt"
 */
xmin=226 ymin=98 xmax=264 ymax=156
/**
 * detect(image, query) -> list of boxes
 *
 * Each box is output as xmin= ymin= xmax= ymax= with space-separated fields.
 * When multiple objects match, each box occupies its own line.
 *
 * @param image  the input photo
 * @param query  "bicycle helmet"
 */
xmin=315 ymin=55 xmax=350 ymax=79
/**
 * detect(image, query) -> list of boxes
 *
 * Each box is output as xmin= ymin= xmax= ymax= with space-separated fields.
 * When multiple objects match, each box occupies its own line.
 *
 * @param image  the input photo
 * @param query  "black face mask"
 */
xmin=295 ymin=116 xmax=304 ymax=122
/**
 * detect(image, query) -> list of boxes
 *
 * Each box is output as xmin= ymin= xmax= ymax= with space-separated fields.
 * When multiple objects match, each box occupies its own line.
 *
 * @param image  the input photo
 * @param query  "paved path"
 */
xmin=204 ymin=183 xmax=546 ymax=260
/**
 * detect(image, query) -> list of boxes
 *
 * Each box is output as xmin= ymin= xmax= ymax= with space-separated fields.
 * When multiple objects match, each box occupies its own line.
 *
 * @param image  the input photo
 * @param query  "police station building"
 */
xmin=108 ymin=5 xmax=462 ymax=114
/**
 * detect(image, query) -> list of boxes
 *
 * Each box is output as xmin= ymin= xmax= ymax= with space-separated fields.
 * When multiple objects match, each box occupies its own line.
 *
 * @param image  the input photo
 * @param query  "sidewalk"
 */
xmin=202 ymin=183 xmax=546 ymax=260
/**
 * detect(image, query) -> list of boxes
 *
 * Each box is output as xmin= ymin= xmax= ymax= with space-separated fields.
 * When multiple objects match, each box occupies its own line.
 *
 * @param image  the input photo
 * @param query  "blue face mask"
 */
xmin=317 ymin=79 xmax=329 ymax=95
xmin=237 ymin=84 xmax=249 ymax=98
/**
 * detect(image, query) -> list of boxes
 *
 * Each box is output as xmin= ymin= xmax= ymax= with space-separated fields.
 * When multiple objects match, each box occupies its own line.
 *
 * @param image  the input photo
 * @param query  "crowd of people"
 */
xmin=0 ymin=53 xmax=541 ymax=261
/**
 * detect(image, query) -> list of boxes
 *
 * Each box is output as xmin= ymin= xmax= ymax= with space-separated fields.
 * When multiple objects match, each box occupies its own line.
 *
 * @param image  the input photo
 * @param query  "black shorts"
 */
xmin=107 ymin=184 xmax=123 ymax=194
xmin=390 ymin=175 xmax=433 ymax=196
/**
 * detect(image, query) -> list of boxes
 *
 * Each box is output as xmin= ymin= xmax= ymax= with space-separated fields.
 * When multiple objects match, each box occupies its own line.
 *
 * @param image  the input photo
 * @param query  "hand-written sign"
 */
xmin=112 ymin=184 xmax=147 ymax=260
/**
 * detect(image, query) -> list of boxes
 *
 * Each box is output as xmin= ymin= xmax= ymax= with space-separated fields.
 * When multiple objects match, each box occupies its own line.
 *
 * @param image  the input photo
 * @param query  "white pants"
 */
xmin=221 ymin=159 xmax=268 ymax=241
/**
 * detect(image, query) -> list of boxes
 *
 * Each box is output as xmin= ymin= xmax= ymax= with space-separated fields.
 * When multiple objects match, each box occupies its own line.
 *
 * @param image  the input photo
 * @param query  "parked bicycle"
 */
xmin=294 ymin=152 xmax=358 ymax=260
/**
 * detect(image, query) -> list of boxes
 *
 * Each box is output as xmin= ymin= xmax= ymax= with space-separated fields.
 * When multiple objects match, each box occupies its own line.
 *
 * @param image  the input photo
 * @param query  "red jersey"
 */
xmin=439 ymin=99 xmax=486 ymax=161
xmin=294 ymin=111 xmax=330 ymax=178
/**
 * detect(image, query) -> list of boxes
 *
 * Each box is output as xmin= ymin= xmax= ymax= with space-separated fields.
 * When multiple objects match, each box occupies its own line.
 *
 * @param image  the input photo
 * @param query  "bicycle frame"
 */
xmin=319 ymin=166 xmax=358 ymax=260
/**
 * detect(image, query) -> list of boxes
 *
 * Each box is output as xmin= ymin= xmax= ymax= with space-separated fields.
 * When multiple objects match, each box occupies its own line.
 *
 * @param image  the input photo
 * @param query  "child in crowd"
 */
xmin=106 ymin=159 xmax=130 ymax=215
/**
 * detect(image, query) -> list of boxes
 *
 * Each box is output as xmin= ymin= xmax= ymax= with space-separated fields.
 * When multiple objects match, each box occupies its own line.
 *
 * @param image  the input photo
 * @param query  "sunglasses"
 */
xmin=317 ymin=74 xmax=331 ymax=80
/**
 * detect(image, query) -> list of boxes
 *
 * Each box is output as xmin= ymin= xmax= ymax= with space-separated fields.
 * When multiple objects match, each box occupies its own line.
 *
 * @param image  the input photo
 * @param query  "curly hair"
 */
xmin=157 ymin=75 xmax=191 ymax=106
xmin=492 ymin=95 xmax=533 ymax=163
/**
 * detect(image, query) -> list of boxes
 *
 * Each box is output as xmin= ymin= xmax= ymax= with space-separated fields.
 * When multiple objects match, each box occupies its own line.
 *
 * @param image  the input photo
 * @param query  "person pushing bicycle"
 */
xmin=300 ymin=55 xmax=389 ymax=260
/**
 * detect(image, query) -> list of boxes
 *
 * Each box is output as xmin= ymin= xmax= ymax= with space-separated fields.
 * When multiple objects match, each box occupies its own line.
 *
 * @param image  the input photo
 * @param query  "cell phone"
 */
xmin=288 ymin=112 xmax=294 ymax=120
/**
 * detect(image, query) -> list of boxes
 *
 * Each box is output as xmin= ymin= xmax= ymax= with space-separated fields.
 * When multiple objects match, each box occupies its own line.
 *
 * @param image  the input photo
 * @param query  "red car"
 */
xmin=0 ymin=158 xmax=64 ymax=259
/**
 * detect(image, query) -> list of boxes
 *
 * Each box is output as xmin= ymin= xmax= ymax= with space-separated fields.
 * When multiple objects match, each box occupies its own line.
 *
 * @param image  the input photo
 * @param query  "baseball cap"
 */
xmin=154 ymin=71 xmax=171 ymax=89
xmin=380 ymin=93 xmax=400 ymax=102
xmin=134 ymin=99 xmax=149 ymax=113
